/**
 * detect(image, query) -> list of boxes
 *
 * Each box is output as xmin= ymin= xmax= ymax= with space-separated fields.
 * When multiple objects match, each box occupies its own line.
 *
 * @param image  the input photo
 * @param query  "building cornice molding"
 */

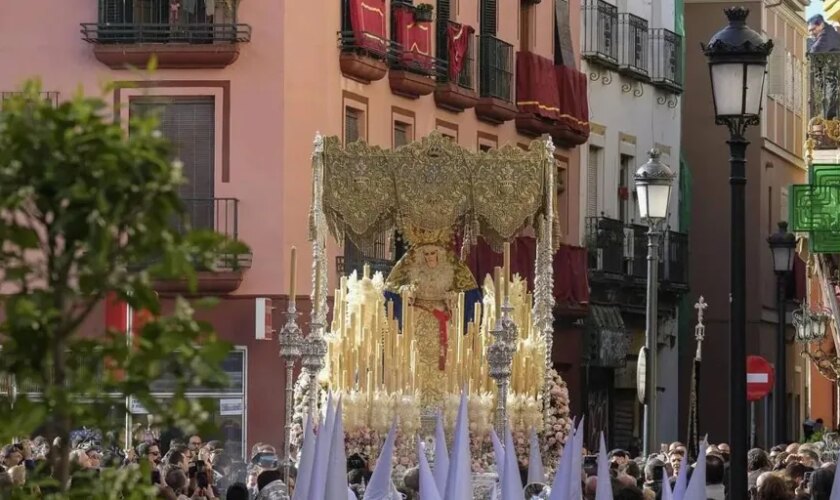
xmin=762 ymin=138 xmax=807 ymax=170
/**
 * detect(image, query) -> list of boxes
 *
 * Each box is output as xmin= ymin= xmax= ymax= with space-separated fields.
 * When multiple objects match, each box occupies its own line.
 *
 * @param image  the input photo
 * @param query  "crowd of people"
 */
xmin=1 ymin=431 xmax=840 ymax=499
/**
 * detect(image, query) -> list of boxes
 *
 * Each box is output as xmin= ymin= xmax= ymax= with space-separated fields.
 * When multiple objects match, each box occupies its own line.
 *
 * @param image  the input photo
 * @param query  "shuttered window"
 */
xmin=345 ymin=107 xmax=362 ymax=143
xmin=130 ymin=97 xmax=216 ymax=231
xmin=586 ymin=146 xmax=600 ymax=218
xmin=437 ymin=0 xmax=451 ymax=21
xmin=394 ymin=121 xmax=410 ymax=147
xmin=480 ymin=0 xmax=497 ymax=36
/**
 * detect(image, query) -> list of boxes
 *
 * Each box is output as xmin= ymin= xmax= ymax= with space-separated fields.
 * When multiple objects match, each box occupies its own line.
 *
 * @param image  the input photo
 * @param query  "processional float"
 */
xmin=279 ymin=132 xmax=574 ymax=490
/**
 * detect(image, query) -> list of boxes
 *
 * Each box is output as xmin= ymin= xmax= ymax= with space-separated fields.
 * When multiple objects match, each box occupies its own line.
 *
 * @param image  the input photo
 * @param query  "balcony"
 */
xmin=338 ymin=0 xmax=389 ymax=83
xmin=81 ymin=0 xmax=251 ymax=69
xmin=586 ymin=216 xmax=689 ymax=290
xmin=388 ymin=1 xmax=442 ymax=98
xmin=476 ymin=34 xmax=517 ymax=124
xmin=617 ymin=13 xmax=649 ymax=81
xmin=435 ymin=21 xmax=479 ymax=112
xmin=808 ymin=52 xmax=840 ymax=149
xmin=650 ymin=28 xmax=683 ymax=94
xmin=1 ymin=91 xmax=59 ymax=108
xmin=582 ymin=0 xmax=618 ymax=69
xmin=154 ymin=197 xmax=252 ymax=295
xmin=335 ymin=233 xmax=394 ymax=280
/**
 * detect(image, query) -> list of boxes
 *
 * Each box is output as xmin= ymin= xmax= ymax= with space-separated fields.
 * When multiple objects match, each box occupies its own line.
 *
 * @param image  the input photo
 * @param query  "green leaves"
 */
xmin=0 ymin=80 xmax=249 ymax=498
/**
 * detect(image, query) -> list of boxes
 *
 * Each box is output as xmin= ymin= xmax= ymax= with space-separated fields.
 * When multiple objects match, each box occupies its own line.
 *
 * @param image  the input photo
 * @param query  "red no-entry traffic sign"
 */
xmin=747 ymin=355 xmax=775 ymax=401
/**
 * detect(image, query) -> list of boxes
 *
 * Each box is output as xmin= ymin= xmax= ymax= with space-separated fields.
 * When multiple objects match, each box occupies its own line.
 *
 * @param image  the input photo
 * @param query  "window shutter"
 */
xmin=437 ymin=0 xmax=451 ymax=21
xmin=587 ymin=147 xmax=599 ymax=218
xmin=101 ymin=0 xmax=134 ymax=23
xmin=345 ymin=109 xmax=360 ymax=143
xmin=131 ymin=98 xmax=216 ymax=231
xmin=766 ymin=46 xmax=785 ymax=98
xmin=480 ymin=0 xmax=497 ymax=36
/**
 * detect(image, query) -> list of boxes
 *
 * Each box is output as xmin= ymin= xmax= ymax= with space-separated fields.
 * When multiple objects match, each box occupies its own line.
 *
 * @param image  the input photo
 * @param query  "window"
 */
xmin=345 ymin=107 xmax=363 ymax=143
xmin=394 ymin=121 xmax=411 ymax=148
xmin=586 ymin=146 xmax=600 ymax=218
xmin=477 ymin=132 xmax=498 ymax=151
xmin=556 ymin=158 xmax=569 ymax=237
xmin=519 ymin=3 xmax=532 ymax=51
xmin=480 ymin=0 xmax=497 ymax=35
xmin=131 ymin=97 xmax=216 ymax=231
xmin=479 ymin=144 xmax=492 ymax=152
xmin=553 ymin=0 xmax=574 ymax=66
xmin=619 ymin=154 xmax=633 ymax=223
xmin=436 ymin=119 xmax=459 ymax=142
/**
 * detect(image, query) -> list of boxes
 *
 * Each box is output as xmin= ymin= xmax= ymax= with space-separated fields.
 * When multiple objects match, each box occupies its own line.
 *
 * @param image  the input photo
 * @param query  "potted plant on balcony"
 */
xmin=414 ymin=3 xmax=434 ymax=22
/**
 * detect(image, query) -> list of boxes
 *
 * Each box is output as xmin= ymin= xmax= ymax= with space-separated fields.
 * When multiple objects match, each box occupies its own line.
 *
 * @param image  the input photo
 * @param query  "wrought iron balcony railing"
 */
xmin=176 ymin=197 xmax=251 ymax=270
xmin=437 ymin=21 xmax=476 ymax=90
xmin=81 ymin=0 xmax=251 ymax=44
xmin=1 ymin=91 xmax=60 ymax=108
xmin=586 ymin=216 xmax=626 ymax=276
xmin=335 ymin=233 xmax=393 ymax=279
xmin=617 ymin=13 xmax=649 ymax=80
xmin=479 ymin=34 xmax=514 ymax=102
xmin=650 ymin=28 xmax=683 ymax=93
xmin=582 ymin=0 xmax=618 ymax=67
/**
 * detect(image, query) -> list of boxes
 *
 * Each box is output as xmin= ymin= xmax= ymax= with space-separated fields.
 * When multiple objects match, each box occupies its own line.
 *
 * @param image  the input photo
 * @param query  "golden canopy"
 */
xmin=317 ymin=131 xmax=556 ymax=249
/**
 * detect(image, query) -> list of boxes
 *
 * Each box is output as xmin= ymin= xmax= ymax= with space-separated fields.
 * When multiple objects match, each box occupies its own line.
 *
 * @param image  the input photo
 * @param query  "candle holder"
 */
xmin=278 ymin=300 xmax=303 ymax=484
xmin=488 ymin=298 xmax=518 ymax=436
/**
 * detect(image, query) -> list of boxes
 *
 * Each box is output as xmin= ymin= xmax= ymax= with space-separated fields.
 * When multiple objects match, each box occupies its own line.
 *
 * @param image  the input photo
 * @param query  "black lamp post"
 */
xmin=767 ymin=221 xmax=795 ymax=446
xmin=634 ymin=149 xmax=675 ymax=458
xmin=702 ymin=7 xmax=773 ymax=499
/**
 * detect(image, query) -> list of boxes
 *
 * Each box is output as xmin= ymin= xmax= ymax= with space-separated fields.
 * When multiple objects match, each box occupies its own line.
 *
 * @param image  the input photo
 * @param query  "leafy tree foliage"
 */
xmin=0 ymin=81 xmax=247 ymax=497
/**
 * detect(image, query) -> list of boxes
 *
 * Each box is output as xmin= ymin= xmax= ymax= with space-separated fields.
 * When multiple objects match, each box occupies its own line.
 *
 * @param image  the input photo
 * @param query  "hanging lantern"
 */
xmin=793 ymin=303 xmax=832 ymax=343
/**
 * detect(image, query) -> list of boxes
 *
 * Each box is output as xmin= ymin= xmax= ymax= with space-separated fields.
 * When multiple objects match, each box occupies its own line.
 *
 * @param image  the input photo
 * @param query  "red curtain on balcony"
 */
xmin=447 ymin=22 xmax=474 ymax=80
xmin=516 ymin=52 xmax=562 ymax=121
xmin=349 ymin=0 xmax=387 ymax=54
xmin=554 ymin=65 xmax=591 ymax=144
xmin=393 ymin=5 xmax=435 ymax=72
xmin=464 ymin=237 xmax=589 ymax=307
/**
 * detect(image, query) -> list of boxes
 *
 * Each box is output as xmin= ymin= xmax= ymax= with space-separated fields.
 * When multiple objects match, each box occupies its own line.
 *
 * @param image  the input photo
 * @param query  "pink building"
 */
xmin=0 ymin=0 xmax=590 ymax=457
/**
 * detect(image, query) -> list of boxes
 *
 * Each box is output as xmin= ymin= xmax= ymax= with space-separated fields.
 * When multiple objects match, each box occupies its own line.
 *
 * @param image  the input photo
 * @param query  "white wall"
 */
xmin=579 ymin=0 xmax=683 ymax=444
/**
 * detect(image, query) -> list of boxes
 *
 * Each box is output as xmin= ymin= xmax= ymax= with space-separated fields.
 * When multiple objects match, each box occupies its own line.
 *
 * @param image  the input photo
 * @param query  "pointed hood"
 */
xmin=527 ymin=428 xmax=545 ymax=484
xmin=491 ymin=430 xmax=505 ymax=474
xmin=830 ymin=454 xmax=840 ymax=500
xmin=547 ymin=420 xmax=576 ymax=500
xmin=364 ymin=421 xmax=398 ymax=500
xmin=324 ymin=397 xmax=349 ymax=500
xmin=308 ymin=392 xmax=336 ymax=500
xmin=418 ymin=439 xmax=443 ymax=500
xmin=672 ymin=454 xmax=689 ymax=500
xmin=661 ymin=465 xmax=673 ymax=500
xmin=594 ymin=432 xmax=613 ymax=500
xmin=682 ymin=443 xmax=707 ymax=500
xmin=433 ymin=412 xmax=449 ymax=495
xmin=568 ymin=417 xmax=585 ymax=500
xmin=292 ymin=412 xmax=317 ymax=500
xmin=443 ymin=389 xmax=473 ymax=500
xmin=501 ymin=425 xmax=524 ymax=500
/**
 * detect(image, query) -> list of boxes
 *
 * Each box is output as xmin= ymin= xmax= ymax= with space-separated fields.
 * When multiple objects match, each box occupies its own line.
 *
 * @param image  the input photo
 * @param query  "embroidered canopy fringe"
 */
xmin=317 ymin=132 xmax=555 ymax=251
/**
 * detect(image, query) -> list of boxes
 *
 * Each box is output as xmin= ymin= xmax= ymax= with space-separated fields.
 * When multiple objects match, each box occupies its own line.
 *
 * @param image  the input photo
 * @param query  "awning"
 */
xmin=585 ymin=304 xmax=629 ymax=368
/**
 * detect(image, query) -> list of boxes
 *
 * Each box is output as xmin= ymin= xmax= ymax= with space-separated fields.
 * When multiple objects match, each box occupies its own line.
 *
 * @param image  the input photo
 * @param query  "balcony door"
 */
xmin=130 ymin=97 xmax=216 ymax=233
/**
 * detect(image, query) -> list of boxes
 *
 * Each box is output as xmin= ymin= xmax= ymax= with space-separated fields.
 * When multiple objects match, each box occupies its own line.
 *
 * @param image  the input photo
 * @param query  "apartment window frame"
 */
xmin=436 ymin=118 xmax=459 ymax=142
xmin=391 ymin=106 xmax=416 ymax=148
xmin=586 ymin=145 xmax=602 ymax=219
xmin=477 ymin=131 xmax=498 ymax=151
xmin=342 ymin=91 xmax=369 ymax=144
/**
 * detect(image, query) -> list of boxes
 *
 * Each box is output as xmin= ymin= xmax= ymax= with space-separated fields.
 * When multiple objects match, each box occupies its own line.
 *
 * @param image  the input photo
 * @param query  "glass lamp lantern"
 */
xmin=634 ymin=149 xmax=675 ymax=223
xmin=793 ymin=304 xmax=831 ymax=343
xmin=767 ymin=221 xmax=796 ymax=274
xmin=702 ymin=7 xmax=773 ymax=122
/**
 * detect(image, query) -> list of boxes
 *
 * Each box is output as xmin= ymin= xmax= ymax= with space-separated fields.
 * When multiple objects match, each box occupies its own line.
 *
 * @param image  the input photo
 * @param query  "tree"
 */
xmin=0 ymin=80 xmax=247 ymax=497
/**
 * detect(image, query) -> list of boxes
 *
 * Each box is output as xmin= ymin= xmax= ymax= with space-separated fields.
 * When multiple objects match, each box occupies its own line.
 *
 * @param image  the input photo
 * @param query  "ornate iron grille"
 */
xmin=479 ymin=34 xmax=514 ymax=101
xmin=618 ymin=13 xmax=648 ymax=79
xmin=650 ymin=28 xmax=683 ymax=93
xmin=582 ymin=0 xmax=618 ymax=67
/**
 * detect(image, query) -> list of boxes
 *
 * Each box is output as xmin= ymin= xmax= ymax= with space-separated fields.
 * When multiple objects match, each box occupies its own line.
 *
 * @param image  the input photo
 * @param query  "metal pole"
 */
xmin=728 ymin=132 xmax=748 ymax=500
xmin=775 ymin=273 xmax=787 ymax=445
xmin=643 ymin=224 xmax=660 ymax=458
xmin=750 ymin=401 xmax=756 ymax=448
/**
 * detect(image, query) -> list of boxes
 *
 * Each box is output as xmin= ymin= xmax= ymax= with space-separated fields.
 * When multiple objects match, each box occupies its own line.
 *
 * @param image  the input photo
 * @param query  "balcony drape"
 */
xmin=464 ymin=237 xmax=589 ymax=307
xmin=393 ymin=5 xmax=434 ymax=71
xmin=349 ymin=0 xmax=387 ymax=53
xmin=554 ymin=65 xmax=591 ymax=143
xmin=516 ymin=51 xmax=562 ymax=121
xmin=447 ymin=22 xmax=474 ymax=80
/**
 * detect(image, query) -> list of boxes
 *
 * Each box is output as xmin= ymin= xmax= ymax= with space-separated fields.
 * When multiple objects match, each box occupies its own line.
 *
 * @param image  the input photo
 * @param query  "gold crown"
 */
xmin=402 ymin=225 xmax=452 ymax=247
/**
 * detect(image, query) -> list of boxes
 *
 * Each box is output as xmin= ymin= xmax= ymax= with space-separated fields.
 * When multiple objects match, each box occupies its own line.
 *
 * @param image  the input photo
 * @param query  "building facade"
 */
xmin=0 ymin=0 xmax=285 ymax=458
xmin=577 ymin=0 xmax=687 ymax=448
xmin=681 ymin=0 xmax=809 ymax=445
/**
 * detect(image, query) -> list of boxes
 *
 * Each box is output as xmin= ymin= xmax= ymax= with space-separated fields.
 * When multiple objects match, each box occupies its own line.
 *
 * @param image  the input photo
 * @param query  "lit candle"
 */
xmin=289 ymin=246 xmax=297 ymax=304
xmin=313 ymin=261 xmax=322 ymax=310
xmin=387 ymin=300 xmax=394 ymax=322
xmin=401 ymin=290 xmax=408 ymax=333
xmin=457 ymin=292 xmax=465 ymax=338
xmin=363 ymin=263 xmax=371 ymax=279
xmin=503 ymin=241 xmax=511 ymax=303
xmin=494 ymin=267 xmax=502 ymax=321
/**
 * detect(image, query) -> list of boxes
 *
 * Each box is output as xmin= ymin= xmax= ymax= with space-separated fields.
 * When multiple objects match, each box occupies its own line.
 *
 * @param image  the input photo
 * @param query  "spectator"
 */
xmin=706 ymin=454 xmax=726 ymax=500
xmin=809 ymin=15 xmax=840 ymax=53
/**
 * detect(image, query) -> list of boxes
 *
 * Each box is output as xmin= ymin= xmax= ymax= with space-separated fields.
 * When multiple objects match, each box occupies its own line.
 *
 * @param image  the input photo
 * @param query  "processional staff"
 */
xmin=687 ymin=296 xmax=707 ymax=461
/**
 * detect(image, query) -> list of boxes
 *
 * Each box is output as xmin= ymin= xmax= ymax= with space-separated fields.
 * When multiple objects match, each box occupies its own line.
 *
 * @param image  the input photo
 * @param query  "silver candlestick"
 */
xmin=278 ymin=299 xmax=303 ymax=485
xmin=488 ymin=298 xmax=519 ymax=436
xmin=301 ymin=322 xmax=327 ymax=422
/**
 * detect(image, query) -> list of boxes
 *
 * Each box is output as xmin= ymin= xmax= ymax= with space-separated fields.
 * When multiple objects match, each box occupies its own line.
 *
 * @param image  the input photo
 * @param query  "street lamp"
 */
xmin=767 ymin=221 xmax=795 ymax=445
xmin=703 ymin=7 xmax=773 ymax=499
xmin=634 ymin=149 xmax=674 ymax=458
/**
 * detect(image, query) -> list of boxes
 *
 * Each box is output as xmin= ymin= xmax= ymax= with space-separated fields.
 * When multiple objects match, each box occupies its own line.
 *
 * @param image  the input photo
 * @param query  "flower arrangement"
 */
xmin=542 ymin=368 xmax=572 ymax=471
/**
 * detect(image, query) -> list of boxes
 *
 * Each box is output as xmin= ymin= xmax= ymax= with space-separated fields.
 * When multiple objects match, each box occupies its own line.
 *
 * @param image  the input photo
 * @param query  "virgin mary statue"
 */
xmin=384 ymin=227 xmax=481 ymax=409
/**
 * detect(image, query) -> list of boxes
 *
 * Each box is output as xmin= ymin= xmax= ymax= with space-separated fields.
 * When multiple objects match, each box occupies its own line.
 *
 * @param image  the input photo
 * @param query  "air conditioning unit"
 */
xmin=255 ymin=298 xmax=275 ymax=340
